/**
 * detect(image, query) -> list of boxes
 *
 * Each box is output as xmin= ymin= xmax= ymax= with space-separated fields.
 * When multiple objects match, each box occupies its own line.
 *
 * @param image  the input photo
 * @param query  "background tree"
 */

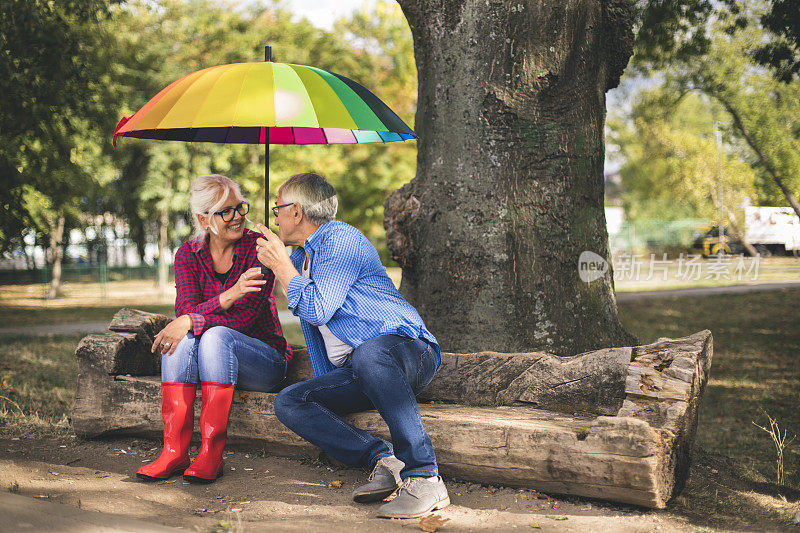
xmin=608 ymin=88 xmax=759 ymax=252
xmin=656 ymin=19 xmax=800 ymax=221
xmin=0 ymin=0 xmax=118 ymax=294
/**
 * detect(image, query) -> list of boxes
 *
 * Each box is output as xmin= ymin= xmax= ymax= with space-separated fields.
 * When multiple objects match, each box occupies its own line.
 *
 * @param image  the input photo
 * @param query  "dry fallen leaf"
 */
xmin=545 ymin=515 xmax=568 ymax=520
xmin=529 ymin=522 xmax=541 ymax=529
xmin=329 ymin=480 xmax=343 ymax=488
xmin=419 ymin=514 xmax=450 ymax=532
xmin=497 ymin=505 xmax=508 ymax=511
xmin=485 ymin=486 xmax=497 ymax=494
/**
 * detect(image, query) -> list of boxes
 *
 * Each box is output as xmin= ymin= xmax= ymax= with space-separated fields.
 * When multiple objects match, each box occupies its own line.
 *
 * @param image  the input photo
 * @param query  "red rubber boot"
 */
xmin=136 ymin=382 xmax=196 ymax=481
xmin=183 ymin=382 xmax=235 ymax=483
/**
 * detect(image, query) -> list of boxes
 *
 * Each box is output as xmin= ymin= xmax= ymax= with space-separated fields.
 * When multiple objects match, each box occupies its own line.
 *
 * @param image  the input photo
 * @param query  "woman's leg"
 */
xmin=195 ymin=326 xmax=287 ymax=390
xmin=184 ymin=326 xmax=286 ymax=483
xmin=137 ymin=334 xmax=198 ymax=481
xmin=160 ymin=333 xmax=200 ymax=384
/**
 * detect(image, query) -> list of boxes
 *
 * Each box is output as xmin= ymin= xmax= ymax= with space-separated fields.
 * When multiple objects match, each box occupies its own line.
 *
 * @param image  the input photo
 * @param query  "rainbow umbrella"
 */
xmin=113 ymin=47 xmax=416 ymax=205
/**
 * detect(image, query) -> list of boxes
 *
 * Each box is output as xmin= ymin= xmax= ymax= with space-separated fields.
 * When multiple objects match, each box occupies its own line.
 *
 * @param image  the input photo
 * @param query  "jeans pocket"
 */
xmin=414 ymin=345 xmax=436 ymax=393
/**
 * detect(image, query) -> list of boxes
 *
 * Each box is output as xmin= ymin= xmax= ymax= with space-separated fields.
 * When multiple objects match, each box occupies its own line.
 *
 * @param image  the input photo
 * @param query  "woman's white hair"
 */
xmin=278 ymin=172 xmax=337 ymax=226
xmin=189 ymin=174 xmax=245 ymax=238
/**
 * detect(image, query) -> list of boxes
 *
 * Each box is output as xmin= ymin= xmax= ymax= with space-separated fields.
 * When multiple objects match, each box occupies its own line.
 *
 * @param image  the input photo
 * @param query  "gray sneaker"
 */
xmin=376 ymin=476 xmax=450 ymax=518
xmin=352 ymin=455 xmax=404 ymax=503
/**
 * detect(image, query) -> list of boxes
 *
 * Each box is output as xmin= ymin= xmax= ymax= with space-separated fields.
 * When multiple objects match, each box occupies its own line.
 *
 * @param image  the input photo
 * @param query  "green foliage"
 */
xmin=631 ymin=0 xmax=800 ymax=84
xmin=753 ymin=0 xmax=800 ymax=82
xmin=608 ymin=88 xmax=757 ymax=223
xmin=613 ymin=13 xmax=800 ymax=221
xmin=664 ymin=17 xmax=800 ymax=208
xmin=0 ymin=0 xmax=118 ymax=252
xmin=630 ymin=0 xmax=714 ymax=71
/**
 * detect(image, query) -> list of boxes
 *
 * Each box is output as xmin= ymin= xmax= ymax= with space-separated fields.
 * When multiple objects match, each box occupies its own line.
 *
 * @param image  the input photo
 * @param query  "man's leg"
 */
xmin=349 ymin=334 xmax=449 ymax=518
xmin=349 ymin=334 xmax=439 ymax=478
xmin=274 ymin=366 xmax=394 ymax=469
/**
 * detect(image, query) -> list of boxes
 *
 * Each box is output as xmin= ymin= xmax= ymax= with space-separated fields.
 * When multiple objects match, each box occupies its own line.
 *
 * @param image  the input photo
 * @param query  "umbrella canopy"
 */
xmin=113 ymin=61 xmax=417 ymax=147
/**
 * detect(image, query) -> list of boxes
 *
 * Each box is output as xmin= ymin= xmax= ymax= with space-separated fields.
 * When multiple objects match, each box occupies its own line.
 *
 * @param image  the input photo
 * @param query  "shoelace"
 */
xmin=388 ymin=477 xmax=422 ymax=500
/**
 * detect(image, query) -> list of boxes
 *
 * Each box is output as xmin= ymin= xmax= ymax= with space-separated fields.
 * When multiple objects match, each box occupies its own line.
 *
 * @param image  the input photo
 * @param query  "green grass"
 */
xmin=281 ymin=322 xmax=304 ymax=346
xmin=0 ymin=304 xmax=176 ymax=327
xmin=618 ymin=288 xmax=800 ymax=489
xmin=0 ymin=334 xmax=82 ymax=435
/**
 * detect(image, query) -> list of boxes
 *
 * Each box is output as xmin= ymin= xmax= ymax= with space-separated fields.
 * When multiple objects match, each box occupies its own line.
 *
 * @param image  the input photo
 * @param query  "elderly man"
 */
xmin=255 ymin=172 xmax=449 ymax=518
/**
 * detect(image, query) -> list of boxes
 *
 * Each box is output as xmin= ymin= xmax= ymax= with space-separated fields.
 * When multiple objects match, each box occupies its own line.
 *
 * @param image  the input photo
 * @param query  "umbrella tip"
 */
xmin=265 ymin=46 xmax=272 ymax=62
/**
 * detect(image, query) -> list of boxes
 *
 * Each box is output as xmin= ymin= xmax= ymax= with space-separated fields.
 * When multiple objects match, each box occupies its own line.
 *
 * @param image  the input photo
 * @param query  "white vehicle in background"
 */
xmin=745 ymin=206 xmax=800 ymax=256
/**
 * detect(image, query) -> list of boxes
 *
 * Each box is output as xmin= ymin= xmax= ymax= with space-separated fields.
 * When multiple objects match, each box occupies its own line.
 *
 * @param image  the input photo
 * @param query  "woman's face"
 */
xmin=203 ymin=195 xmax=247 ymax=243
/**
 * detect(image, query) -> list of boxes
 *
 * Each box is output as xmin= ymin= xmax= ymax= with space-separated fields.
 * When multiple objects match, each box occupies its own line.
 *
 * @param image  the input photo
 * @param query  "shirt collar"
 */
xmin=302 ymin=221 xmax=337 ymax=253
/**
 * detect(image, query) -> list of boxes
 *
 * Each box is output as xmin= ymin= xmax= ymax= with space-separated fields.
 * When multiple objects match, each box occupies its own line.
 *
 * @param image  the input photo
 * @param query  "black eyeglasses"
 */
xmin=211 ymin=201 xmax=249 ymax=222
xmin=272 ymin=202 xmax=295 ymax=216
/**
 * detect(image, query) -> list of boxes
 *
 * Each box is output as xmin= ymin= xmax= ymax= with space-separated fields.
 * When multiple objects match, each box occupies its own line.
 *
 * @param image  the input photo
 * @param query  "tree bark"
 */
xmin=723 ymin=206 xmax=759 ymax=257
xmin=385 ymin=0 xmax=637 ymax=355
xmin=156 ymin=205 xmax=169 ymax=298
xmin=47 ymin=214 xmax=65 ymax=299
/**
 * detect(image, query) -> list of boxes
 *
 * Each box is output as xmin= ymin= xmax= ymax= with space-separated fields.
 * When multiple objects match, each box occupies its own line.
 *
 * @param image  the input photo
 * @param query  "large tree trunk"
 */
xmin=47 ymin=214 xmax=65 ymax=299
xmin=385 ymin=0 xmax=637 ymax=355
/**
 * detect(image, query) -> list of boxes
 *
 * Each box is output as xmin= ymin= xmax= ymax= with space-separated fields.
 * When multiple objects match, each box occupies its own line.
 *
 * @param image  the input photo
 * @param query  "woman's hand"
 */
xmin=219 ymin=267 xmax=266 ymax=310
xmin=152 ymin=315 xmax=192 ymax=355
xmin=256 ymin=224 xmax=299 ymax=290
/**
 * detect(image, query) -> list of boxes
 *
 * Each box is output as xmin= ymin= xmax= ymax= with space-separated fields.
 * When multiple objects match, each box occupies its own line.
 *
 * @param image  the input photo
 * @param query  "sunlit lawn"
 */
xmin=618 ymin=288 xmax=800 ymax=489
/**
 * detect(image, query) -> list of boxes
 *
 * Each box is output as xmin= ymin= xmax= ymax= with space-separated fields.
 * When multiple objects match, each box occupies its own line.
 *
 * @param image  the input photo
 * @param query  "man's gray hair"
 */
xmin=279 ymin=172 xmax=338 ymax=226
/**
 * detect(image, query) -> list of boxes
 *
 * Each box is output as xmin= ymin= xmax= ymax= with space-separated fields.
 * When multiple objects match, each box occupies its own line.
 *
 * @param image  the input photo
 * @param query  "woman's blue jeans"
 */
xmin=162 ymin=326 xmax=287 ymax=392
xmin=274 ymin=334 xmax=439 ymax=479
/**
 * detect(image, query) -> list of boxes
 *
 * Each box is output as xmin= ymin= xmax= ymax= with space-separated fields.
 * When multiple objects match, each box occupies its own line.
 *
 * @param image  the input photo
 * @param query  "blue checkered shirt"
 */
xmin=286 ymin=221 xmax=440 ymax=377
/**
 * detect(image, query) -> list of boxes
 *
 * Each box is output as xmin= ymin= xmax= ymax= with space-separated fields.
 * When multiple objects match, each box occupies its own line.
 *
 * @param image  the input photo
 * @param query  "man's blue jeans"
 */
xmin=274 ymin=334 xmax=439 ymax=479
xmin=162 ymin=326 xmax=287 ymax=391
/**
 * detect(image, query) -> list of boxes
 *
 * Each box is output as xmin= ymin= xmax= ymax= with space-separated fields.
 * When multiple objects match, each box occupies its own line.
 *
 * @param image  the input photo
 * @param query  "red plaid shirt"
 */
xmin=174 ymin=228 xmax=291 ymax=361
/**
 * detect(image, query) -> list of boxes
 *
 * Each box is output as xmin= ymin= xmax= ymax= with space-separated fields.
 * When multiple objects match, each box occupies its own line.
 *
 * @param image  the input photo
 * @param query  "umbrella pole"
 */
xmin=261 ymin=44 xmax=273 ymax=277
xmin=264 ymin=128 xmax=269 ymax=218
xmin=261 ymin=128 xmax=272 ymax=278
xmin=264 ymin=45 xmax=272 ymax=214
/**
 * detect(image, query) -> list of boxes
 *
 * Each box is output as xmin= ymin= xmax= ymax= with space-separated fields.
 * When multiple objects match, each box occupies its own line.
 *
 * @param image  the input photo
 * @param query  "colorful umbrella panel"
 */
xmin=113 ymin=62 xmax=416 ymax=146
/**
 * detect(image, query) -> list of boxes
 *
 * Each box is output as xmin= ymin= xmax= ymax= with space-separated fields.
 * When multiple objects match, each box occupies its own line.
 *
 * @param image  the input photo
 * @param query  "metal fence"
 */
xmin=0 ymin=264 xmax=173 ymax=286
xmin=609 ymin=219 xmax=708 ymax=256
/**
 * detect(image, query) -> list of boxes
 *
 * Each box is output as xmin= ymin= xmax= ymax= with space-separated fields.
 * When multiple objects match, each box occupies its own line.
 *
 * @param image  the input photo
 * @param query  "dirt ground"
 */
xmin=1 ymin=435 xmax=798 ymax=532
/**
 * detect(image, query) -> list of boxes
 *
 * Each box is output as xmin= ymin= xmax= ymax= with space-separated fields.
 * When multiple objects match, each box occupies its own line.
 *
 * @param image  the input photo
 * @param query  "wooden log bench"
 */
xmin=72 ymin=308 xmax=713 ymax=509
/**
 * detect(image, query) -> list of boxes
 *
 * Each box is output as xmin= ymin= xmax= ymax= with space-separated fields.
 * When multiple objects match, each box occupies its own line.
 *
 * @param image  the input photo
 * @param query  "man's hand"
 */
xmin=255 ymin=224 xmax=288 ymax=270
xmin=255 ymin=223 xmax=300 ymax=290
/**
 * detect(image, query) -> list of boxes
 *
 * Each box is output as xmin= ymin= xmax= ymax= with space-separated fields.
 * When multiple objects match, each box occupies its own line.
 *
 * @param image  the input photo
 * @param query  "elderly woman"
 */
xmin=137 ymin=174 xmax=291 ymax=484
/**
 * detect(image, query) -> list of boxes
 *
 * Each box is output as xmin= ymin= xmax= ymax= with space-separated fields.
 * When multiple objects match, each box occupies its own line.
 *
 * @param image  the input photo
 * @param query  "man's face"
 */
xmin=273 ymin=193 xmax=295 ymax=245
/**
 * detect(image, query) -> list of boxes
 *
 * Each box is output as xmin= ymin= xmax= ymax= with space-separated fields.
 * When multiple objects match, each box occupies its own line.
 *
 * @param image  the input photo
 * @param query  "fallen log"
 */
xmin=72 ymin=308 xmax=712 ymax=509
